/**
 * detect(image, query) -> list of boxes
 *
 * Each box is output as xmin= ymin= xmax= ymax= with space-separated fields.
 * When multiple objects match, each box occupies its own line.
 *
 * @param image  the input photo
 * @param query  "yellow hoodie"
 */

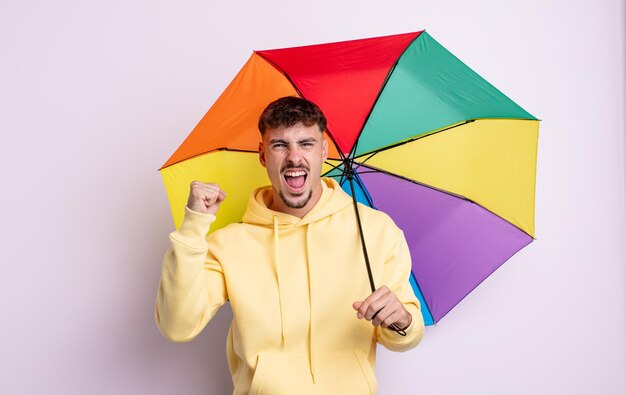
xmin=155 ymin=178 xmax=425 ymax=394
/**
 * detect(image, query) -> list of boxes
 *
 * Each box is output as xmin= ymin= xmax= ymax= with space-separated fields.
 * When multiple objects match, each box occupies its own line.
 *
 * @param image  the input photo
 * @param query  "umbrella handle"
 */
xmin=372 ymin=308 xmax=408 ymax=336
xmin=389 ymin=323 xmax=407 ymax=336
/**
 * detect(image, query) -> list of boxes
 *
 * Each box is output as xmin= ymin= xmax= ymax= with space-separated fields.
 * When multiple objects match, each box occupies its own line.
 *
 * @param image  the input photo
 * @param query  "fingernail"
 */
xmin=357 ymin=313 xmax=363 ymax=319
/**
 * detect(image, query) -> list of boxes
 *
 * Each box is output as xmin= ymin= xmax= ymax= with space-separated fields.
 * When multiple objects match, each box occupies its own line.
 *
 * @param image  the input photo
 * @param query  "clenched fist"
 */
xmin=186 ymin=181 xmax=226 ymax=216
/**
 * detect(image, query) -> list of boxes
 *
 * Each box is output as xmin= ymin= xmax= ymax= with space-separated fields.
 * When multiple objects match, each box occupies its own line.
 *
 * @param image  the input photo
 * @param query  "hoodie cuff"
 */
xmin=171 ymin=207 xmax=217 ymax=249
xmin=377 ymin=303 xmax=425 ymax=351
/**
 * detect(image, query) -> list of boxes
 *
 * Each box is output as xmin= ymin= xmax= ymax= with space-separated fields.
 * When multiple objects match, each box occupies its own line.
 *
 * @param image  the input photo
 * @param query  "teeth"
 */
xmin=285 ymin=171 xmax=306 ymax=177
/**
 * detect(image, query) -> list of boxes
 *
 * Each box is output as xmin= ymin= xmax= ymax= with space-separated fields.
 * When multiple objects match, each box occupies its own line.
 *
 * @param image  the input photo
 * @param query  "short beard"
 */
xmin=279 ymin=189 xmax=313 ymax=209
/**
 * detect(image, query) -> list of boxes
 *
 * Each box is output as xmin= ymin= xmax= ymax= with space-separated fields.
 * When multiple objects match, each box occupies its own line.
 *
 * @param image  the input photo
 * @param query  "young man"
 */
xmin=155 ymin=97 xmax=425 ymax=394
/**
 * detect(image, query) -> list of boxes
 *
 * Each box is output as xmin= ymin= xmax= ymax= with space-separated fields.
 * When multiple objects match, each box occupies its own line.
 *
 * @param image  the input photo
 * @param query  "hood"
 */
xmin=242 ymin=177 xmax=354 ymax=227
xmin=241 ymin=177 xmax=354 ymax=383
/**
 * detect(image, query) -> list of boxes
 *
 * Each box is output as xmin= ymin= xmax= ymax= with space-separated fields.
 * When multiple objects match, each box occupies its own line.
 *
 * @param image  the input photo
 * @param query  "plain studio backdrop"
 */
xmin=1 ymin=0 xmax=624 ymax=394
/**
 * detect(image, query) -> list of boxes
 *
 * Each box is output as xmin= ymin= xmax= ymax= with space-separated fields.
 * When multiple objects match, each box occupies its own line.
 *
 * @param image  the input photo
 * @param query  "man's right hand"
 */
xmin=186 ymin=181 xmax=226 ymax=216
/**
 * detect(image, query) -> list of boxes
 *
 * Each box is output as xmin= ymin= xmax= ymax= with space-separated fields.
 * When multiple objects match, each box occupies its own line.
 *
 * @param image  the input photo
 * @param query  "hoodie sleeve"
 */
xmin=375 ymin=226 xmax=425 ymax=352
xmin=154 ymin=207 xmax=228 ymax=342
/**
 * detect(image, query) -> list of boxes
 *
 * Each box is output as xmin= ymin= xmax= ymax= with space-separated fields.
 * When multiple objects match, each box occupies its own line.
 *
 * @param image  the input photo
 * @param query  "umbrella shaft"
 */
xmin=347 ymin=171 xmax=407 ymax=337
xmin=347 ymin=175 xmax=376 ymax=293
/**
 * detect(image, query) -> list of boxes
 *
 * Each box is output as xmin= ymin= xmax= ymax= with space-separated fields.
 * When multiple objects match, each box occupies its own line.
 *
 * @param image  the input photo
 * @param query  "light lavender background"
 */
xmin=1 ymin=0 xmax=624 ymax=394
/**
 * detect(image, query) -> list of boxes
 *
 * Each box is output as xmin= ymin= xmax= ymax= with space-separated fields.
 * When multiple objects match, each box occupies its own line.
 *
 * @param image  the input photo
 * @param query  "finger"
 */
xmin=357 ymin=297 xmax=375 ymax=320
xmin=191 ymin=181 xmax=221 ymax=194
xmin=197 ymin=186 xmax=222 ymax=202
xmin=358 ymin=286 xmax=390 ymax=318
xmin=372 ymin=304 xmax=396 ymax=327
xmin=204 ymin=198 xmax=214 ymax=209
xmin=191 ymin=185 xmax=219 ymax=202
xmin=201 ymin=186 xmax=222 ymax=200
xmin=371 ymin=297 xmax=402 ymax=326
xmin=353 ymin=301 xmax=366 ymax=319
xmin=364 ymin=293 xmax=395 ymax=321
xmin=381 ymin=310 xmax=405 ymax=329
xmin=190 ymin=181 xmax=219 ymax=193
xmin=209 ymin=187 xmax=226 ymax=203
xmin=203 ymin=193 xmax=218 ymax=205
xmin=216 ymin=190 xmax=227 ymax=203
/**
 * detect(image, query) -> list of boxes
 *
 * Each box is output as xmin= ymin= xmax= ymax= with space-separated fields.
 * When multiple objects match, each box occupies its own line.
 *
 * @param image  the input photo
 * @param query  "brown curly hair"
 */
xmin=258 ymin=96 xmax=327 ymax=135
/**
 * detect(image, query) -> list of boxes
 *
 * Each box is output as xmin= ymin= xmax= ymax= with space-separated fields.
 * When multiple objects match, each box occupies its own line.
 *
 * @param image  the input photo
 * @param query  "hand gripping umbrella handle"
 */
xmin=346 ymin=169 xmax=407 ymax=337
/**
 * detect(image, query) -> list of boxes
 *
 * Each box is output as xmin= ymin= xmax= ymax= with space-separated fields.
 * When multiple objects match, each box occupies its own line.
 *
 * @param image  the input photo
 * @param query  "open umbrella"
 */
xmin=160 ymin=30 xmax=540 ymax=326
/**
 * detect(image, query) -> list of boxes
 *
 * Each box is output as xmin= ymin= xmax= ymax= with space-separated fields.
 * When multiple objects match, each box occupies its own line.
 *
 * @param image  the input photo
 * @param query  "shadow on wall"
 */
xmin=138 ymin=300 xmax=234 ymax=394
xmin=151 ymin=305 xmax=235 ymax=394
xmin=146 ymin=182 xmax=235 ymax=393
xmin=87 ymin=187 xmax=236 ymax=395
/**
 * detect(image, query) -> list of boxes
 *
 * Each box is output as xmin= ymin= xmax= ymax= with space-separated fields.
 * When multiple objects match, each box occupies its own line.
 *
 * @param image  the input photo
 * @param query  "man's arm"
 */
xmin=154 ymin=182 xmax=228 ymax=342
xmin=354 ymin=225 xmax=425 ymax=352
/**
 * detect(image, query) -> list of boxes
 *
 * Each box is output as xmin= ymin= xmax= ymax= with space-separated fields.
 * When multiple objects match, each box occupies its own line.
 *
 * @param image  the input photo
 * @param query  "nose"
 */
xmin=285 ymin=144 xmax=304 ymax=164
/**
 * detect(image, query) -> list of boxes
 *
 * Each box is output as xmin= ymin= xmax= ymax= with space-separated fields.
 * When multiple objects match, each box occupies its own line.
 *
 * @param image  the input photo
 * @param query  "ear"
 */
xmin=258 ymin=141 xmax=266 ymax=167
xmin=322 ymin=139 xmax=328 ymax=161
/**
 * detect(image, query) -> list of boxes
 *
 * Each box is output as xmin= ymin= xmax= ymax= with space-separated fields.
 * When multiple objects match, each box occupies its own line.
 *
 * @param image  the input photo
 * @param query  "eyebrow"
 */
xmin=269 ymin=138 xmax=318 ymax=144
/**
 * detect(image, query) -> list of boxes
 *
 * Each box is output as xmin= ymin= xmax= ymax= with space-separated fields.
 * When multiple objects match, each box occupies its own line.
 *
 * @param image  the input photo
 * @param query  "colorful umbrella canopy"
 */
xmin=160 ymin=30 xmax=540 ymax=326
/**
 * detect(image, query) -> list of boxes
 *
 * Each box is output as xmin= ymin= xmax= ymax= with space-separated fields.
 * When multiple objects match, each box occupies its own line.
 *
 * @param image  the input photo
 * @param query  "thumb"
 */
xmin=216 ymin=190 xmax=226 ymax=203
xmin=208 ymin=190 xmax=227 ymax=214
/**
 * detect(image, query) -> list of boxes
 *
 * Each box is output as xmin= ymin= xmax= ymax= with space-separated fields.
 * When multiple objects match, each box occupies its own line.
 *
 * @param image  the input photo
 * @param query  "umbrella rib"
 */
xmin=159 ymin=147 xmax=259 ymax=171
xmin=354 ymin=117 xmax=538 ymax=162
xmin=322 ymin=160 xmax=350 ymax=185
xmin=355 ymin=162 xmax=536 ymax=239
xmin=351 ymin=171 xmax=375 ymax=208
xmin=325 ymin=158 xmax=374 ymax=207
xmin=352 ymin=170 xmax=381 ymax=175
xmin=349 ymin=32 xmax=423 ymax=159
xmin=355 ymin=120 xmax=474 ymax=167
xmin=323 ymin=160 xmax=344 ymax=173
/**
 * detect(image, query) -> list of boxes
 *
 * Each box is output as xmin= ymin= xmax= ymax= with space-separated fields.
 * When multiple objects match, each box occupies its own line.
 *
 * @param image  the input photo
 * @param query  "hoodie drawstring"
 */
xmin=306 ymin=224 xmax=317 ymax=383
xmin=272 ymin=216 xmax=317 ymax=383
xmin=273 ymin=215 xmax=287 ymax=348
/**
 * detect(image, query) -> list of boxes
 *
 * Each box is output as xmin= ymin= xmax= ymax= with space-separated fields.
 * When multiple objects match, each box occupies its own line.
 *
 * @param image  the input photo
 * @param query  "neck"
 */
xmin=268 ymin=182 xmax=324 ymax=218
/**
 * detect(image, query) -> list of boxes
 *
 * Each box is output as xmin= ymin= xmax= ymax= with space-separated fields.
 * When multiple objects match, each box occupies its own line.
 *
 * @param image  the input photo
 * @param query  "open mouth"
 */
xmin=283 ymin=170 xmax=307 ymax=192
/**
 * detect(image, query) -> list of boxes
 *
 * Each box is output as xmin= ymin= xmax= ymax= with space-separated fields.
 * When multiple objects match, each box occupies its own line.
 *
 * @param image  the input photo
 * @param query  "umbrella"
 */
xmin=160 ymin=30 xmax=540 ymax=327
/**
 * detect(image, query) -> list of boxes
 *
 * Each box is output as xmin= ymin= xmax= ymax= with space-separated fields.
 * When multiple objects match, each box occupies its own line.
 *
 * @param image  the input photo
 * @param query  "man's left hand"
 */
xmin=352 ymin=286 xmax=412 ymax=330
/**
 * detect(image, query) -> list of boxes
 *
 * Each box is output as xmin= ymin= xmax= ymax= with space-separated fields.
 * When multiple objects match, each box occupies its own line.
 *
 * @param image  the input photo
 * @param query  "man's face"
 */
xmin=259 ymin=122 xmax=328 ymax=216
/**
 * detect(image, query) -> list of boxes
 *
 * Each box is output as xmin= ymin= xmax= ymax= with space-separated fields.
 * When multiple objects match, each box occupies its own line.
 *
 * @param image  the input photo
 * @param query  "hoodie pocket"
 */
xmin=353 ymin=349 xmax=377 ymax=394
xmin=248 ymin=350 xmax=377 ymax=395
xmin=248 ymin=352 xmax=268 ymax=395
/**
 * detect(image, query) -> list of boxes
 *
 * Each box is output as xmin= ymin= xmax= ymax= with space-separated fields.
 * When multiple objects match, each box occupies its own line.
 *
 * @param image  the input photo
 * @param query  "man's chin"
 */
xmin=280 ymin=189 xmax=313 ymax=209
